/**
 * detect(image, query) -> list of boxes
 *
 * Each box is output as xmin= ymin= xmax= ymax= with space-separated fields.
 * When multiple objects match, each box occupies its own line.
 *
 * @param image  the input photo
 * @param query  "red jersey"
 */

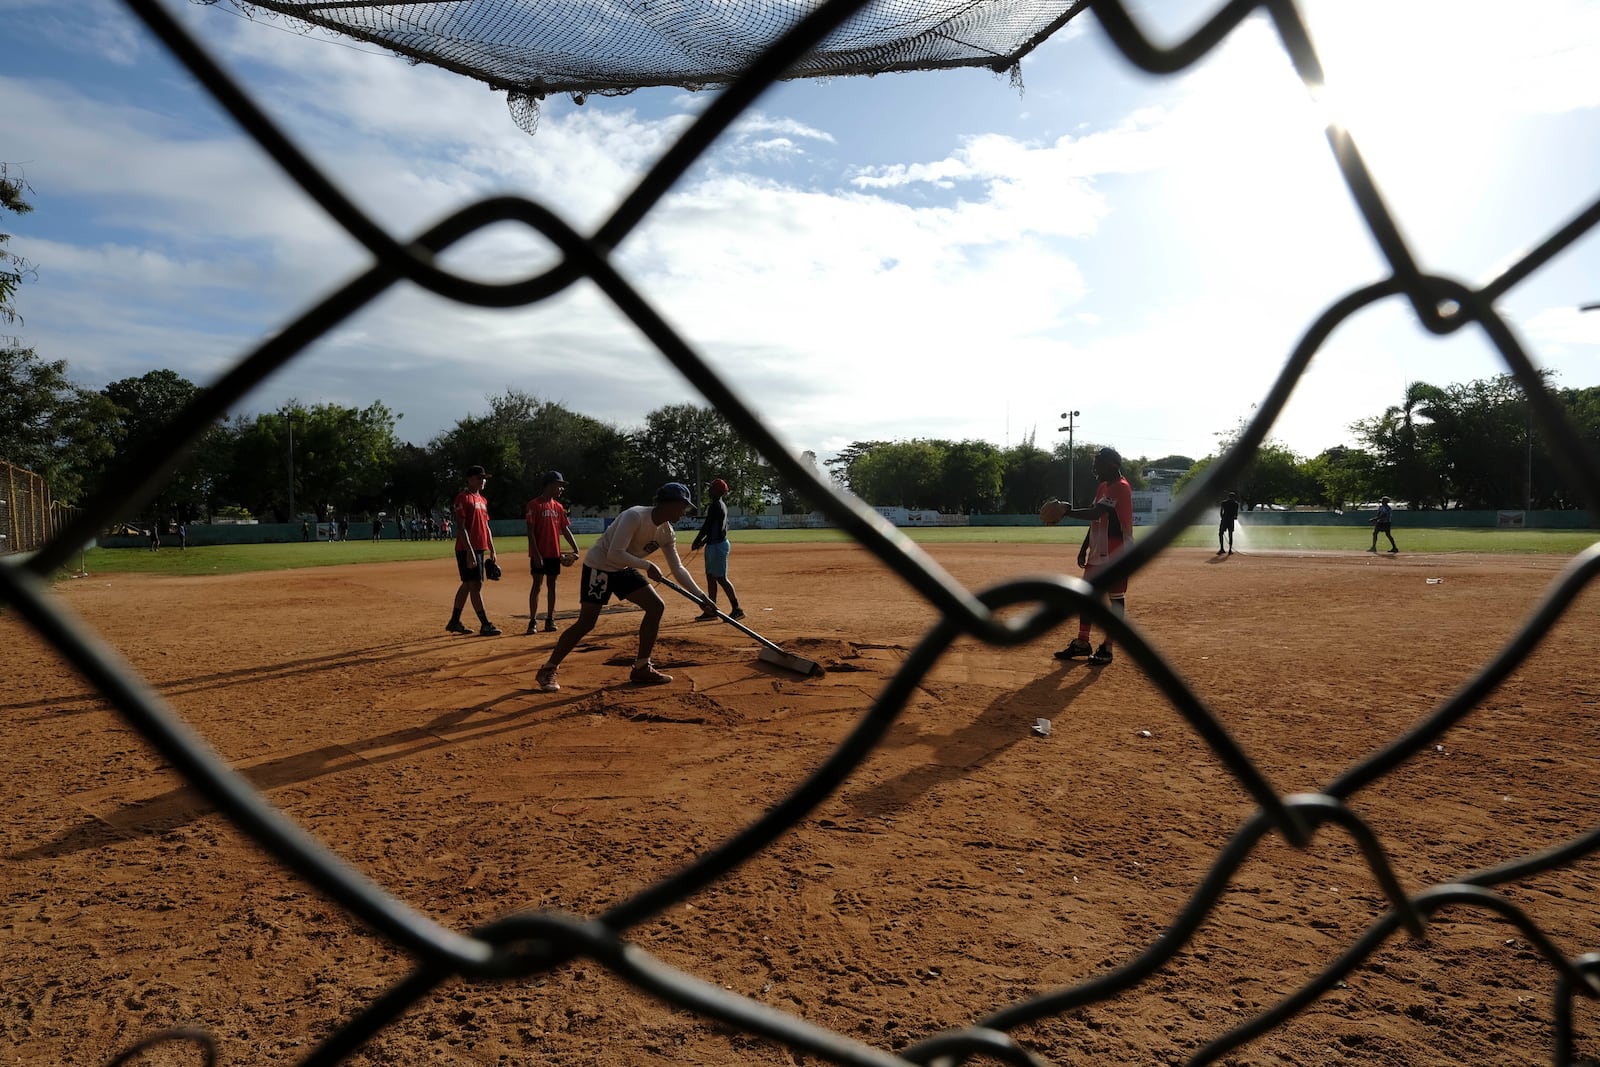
xmin=452 ymin=490 xmax=491 ymax=551
xmin=1085 ymin=476 xmax=1134 ymax=566
xmin=524 ymin=495 xmax=570 ymax=557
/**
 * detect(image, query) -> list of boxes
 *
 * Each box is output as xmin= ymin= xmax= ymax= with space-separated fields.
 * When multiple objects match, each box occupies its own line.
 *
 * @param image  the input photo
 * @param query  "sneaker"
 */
xmin=1088 ymin=643 xmax=1114 ymax=666
xmin=1216 ymin=548 xmax=1225 ymax=555
xmin=535 ymin=666 xmax=560 ymax=692
xmin=445 ymin=619 xmax=470 ymax=634
xmin=525 ymin=623 xmax=539 ymax=635
xmin=479 ymin=622 xmax=502 ymax=636
xmin=1054 ymin=637 xmax=1094 ymax=661
xmin=694 ymin=611 xmax=719 ymax=622
xmin=1387 ymin=547 xmax=1399 ymax=553
xmin=630 ymin=661 xmax=672 ymax=685
xmin=1367 ymin=547 xmax=1377 ymax=553
xmin=543 ymin=619 xmax=558 ymax=632
xmin=729 ymin=608 xmax=746 ymax=620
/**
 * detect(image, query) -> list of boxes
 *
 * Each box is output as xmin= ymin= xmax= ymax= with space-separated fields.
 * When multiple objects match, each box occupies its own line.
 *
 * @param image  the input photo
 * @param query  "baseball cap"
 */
xmin=656 ymin=482 xmax=693 ymax=504
xmin=708 ymin=478 xmax=729 ymax=494
xmin=465 ymin=465 xmax=487 ymax=479
xmin=542 ymin=470 xmax=567 ymax=486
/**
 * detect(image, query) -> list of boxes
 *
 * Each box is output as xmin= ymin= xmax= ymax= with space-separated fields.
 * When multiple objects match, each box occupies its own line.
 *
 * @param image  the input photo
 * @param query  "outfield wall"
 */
xmin=92 ymin=507 xmax=1595 ymax=547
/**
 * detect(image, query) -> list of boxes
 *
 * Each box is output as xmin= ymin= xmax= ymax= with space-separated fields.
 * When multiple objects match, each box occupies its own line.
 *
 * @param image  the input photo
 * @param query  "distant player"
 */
xmin=534 ymin=482 xmax=713 ymax=691
xmin=690 ymin=478 xmax=744 ymax=620
xmin=1218 ymin=491 xmax=1239 ymax=555
xmin=445 ymin=464 xmax=502 ymax=636
xmin=1369 ymin=496 xmax=1398 ymax=553
xmin=1051 ymin=446 xmax=1134 ymax=666
xmin=525 ymin=470 xmax=581 ymax=634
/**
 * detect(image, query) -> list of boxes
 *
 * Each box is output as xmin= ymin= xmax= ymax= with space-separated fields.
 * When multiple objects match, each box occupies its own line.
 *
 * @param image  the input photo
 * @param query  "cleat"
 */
xmin=445 ymin=619 xmax=470 ymax=634
xmin=1054 ymin=638 xmax=1094 ymax=661
xmin=730 ymin=608 xmax=746 ymax=620
xmin=630 ymin=661 xmax=672 ymax=685
xmin=694 ymin=611 xmax=719 ymax=622
xmin=479 ymin=622 xmax=502 ymax=636
xmin=1088 ymin=643 xmax=1114 ymax=666
xmin=1387 ymin=547 xmax=1399 ymax=553
xmin=534 ymin=666 xmax=560 ymax=692
xmin=543 ymin=619 xmax=558 ymax=632
xmin=525 ymin=623 xmax=539 ymax=635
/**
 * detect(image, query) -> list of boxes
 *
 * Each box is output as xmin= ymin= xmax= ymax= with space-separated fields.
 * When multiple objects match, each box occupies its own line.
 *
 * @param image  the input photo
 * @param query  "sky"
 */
xmin=4 ymin=0 xmax=1600 ymax=469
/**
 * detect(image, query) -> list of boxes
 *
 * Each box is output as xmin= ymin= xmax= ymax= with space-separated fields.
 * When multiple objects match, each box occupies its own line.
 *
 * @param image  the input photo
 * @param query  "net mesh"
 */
xmin=208 ymin=0 xmax=1092 ymax=98
xmin=8 ymin=0 xmax=1600 ymax=1064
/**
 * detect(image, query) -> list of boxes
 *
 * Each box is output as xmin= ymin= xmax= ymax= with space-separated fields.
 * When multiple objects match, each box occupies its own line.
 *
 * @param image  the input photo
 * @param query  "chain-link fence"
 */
xmin=0 ymin=458 xmax=77 ymax=558
xmin=6 ymin=0 xmax=1600 ymax=1064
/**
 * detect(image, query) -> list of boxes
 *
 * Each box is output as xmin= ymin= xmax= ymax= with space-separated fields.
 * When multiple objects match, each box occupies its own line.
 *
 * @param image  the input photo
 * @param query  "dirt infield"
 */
xmin=6 ymin=541 xmax=1600 ymax=1065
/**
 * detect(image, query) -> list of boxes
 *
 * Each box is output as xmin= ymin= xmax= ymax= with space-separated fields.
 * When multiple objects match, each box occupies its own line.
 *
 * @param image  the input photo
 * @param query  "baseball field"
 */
xmin=6 ymin=534 xmax=1600 ymax=1065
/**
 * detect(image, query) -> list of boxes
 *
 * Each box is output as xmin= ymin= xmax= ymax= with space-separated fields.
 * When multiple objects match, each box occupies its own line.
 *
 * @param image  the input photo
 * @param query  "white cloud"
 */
xmin=5 ymin=0 xmax=1598 ymax=469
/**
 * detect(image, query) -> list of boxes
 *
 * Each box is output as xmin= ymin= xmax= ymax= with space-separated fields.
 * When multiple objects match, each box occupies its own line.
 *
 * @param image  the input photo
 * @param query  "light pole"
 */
xmin=1059 ymin=410 xmax=1080 ymax=507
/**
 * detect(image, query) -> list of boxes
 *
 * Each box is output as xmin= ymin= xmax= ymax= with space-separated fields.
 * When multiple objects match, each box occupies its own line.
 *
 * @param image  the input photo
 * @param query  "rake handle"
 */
xmin=656 ymin=577 xmax=788 ymax=656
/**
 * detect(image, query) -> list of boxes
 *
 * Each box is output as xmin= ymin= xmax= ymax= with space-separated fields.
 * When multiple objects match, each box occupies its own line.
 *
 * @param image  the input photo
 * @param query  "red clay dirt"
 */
xmin=5 ymin=541 xmax=1600 ymax=1065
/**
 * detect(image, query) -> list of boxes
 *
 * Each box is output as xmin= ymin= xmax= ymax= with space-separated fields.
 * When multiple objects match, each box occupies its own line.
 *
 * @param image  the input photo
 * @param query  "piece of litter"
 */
xmin=1426 ymin=577 xmax=1444 ymax=584
xmin=1137 ymin=730 xmax=1153 ymax=739
xmin=1032 ymin=718 xmax=1051 ymax=737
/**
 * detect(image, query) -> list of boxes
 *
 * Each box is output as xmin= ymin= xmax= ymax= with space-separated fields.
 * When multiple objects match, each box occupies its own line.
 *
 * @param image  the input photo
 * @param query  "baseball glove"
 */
xmin=483 ymin=557 xmax=502 ymax=581
xmin=560 ymin=551 xmax=579 ymax=567
xmin=1039 ymin=499 xmax=1068 ymax=526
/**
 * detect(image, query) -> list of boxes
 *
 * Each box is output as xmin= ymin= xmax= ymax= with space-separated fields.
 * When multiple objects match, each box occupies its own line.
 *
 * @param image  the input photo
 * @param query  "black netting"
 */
xmin=215 ymin=0 xmax=1091 ymax=96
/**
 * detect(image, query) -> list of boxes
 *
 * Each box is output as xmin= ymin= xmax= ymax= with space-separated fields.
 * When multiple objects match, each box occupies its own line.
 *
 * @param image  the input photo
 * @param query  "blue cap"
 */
xmin=542 ymin=470 xmax=566 ymax=486
xmin=656 ymin=482 xmax=692 ymax=504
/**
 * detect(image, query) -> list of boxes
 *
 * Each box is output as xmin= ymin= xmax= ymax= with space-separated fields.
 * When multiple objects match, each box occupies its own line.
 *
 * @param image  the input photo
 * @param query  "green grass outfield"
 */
xmin=45 ymin=525 xmax=1600 ymax=578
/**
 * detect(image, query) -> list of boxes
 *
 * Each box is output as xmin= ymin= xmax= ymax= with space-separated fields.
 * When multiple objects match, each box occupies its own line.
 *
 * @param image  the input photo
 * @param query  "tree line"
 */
xmin=1178 ymin=372 xmax=1600 ymax=512
xmin=8 ymin=338 xmax=1599 ymax=528
xmin=0 ymin=350 xmax=818 ymax=525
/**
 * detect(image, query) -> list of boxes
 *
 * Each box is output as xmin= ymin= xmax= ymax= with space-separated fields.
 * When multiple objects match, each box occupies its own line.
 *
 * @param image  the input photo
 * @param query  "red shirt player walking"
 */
xmin=446 ymin=464 xmax=501 ymax=636
xmin=1051 ymin=446 xmax=1134 ymax=666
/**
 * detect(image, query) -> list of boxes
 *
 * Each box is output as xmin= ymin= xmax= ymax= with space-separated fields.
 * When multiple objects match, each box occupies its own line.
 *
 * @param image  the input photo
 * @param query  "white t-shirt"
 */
xmin=586 ymin=505 xmax=706 ymax=598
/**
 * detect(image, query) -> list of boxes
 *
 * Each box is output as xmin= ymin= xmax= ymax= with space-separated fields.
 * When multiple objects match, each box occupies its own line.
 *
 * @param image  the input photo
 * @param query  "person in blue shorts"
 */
xmin=690 ymin=478 xmax=744 ymax=620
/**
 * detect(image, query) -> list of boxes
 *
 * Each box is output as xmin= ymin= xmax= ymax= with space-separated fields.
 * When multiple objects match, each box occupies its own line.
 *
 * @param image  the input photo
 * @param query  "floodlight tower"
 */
xmin=1059 ymin=410 xmax=1080 ymax=507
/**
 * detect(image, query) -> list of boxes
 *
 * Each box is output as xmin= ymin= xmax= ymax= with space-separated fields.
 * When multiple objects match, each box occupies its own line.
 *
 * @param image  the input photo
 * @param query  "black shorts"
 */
xmin=578 ymin=565 xmax=648 ymax=606
xmin=1219 ymin=518 xmax=1235 ymax=532
xmin=1374 ymin=521 xmax=1392 ymax=533
xmin=455 ymin=549 xmax=486 ymax=583
xmin=531 ymin=557 xmax=561 ymax=578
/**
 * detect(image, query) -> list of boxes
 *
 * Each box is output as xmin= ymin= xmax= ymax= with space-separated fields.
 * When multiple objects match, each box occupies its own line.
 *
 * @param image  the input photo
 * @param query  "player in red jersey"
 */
xmin=1053 ymin=446 xmax=1134 ymax=666
xmin=445 ymin=465 xmax=502 ymax=636
xmin=525 ymin=470 xmax=581 ymax=634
